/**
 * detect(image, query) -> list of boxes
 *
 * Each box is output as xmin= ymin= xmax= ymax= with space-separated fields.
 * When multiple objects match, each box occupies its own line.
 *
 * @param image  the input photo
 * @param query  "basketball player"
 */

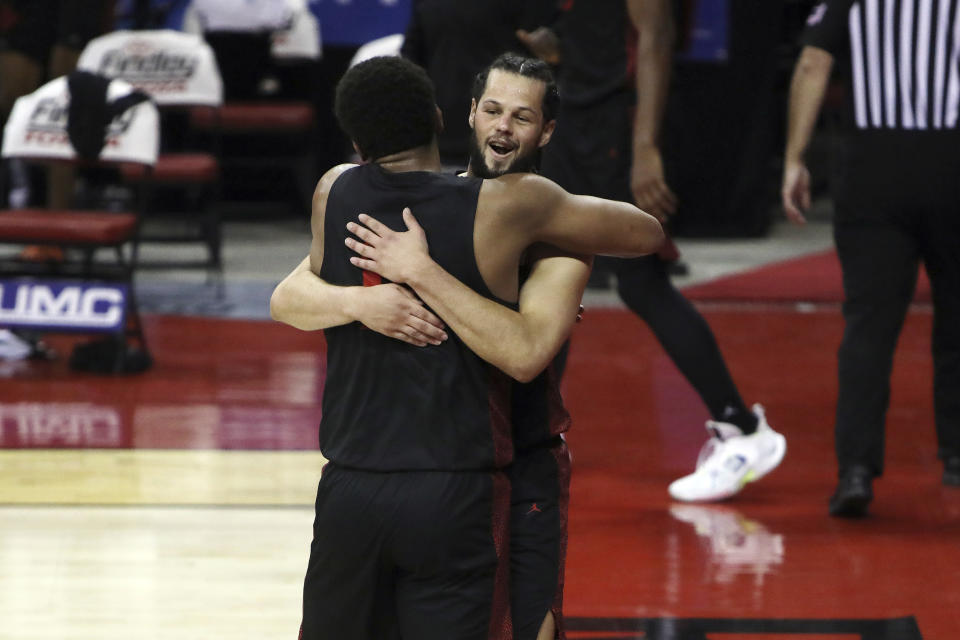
xmin=520 ymin=0 xmax=786 ymax=503
xmin=273 ymin=53 xmax=585 ymax=640
xmin=293 ymin=55 xmax=662 ymax=640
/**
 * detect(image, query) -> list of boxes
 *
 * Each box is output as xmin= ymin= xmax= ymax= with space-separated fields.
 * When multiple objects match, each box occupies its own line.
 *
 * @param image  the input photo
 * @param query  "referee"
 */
xmin=783 ymin=0 xmax=960 ymax=517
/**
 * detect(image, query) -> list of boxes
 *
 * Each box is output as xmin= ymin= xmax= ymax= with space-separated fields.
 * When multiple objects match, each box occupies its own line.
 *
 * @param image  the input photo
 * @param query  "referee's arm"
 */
xmin=782 ymin=46 xmax=834 ymax=225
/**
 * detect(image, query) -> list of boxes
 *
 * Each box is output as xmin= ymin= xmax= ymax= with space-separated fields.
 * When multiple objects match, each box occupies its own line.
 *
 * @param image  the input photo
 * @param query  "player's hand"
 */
xmin=576 ymin=304 xmax=585 ymax=323
xmin=516 ymin=27 xmax=561 ymax=65
xmin=631 ymin=144 xmax=677 ymax=224
xmin=781 ymin=160 xmax=810 ymax=225
xmin=356 ymin=283 xmax=447 ymax=347
xmin=346 ymin=208 xmax=431 ymax=284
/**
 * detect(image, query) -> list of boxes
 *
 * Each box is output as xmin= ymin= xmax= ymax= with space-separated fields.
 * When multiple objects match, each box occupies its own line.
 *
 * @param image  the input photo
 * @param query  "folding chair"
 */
xmin=349 ymin=34 xmax=404 ymax=67
xmin=0 ymin=73 xmax=160 ymax=373
xmin=77 ymin=29 xmax=225 ymax=271
xmin=270 ymin=0 xmax=321 ymax=62
xmin=182 ymin=0 xmax=320 ymax=216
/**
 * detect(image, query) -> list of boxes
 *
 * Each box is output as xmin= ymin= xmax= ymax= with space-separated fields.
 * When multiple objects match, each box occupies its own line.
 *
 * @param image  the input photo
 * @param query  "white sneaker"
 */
xmin=0 ymin=329 xmax=32 ymax=361
xmin=668 ymin=404 xmax=786 ymax=502
xmin=747 ymin=405 xmax=787 ymax=481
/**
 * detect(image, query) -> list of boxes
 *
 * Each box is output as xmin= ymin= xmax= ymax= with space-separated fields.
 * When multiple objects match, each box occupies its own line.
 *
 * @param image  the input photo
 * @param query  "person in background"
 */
xmin=0 ymin=0 xmax=113 ymax=215
xmin=401 ymin=0 xmax=557 ymax=170
xmin=782 ymin=0 xmax=960 ymax=517
xmin=0 ymin=0 xmax=113 ymax=360
xmin=519 ymin=0 xmax=786 ymax=503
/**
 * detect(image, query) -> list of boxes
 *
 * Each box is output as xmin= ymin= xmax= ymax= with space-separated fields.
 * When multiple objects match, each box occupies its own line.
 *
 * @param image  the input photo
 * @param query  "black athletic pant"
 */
xmin=509 ymin=438 xmax=570 ymax=640
xmin=542 ymin=94 xmax=753 ymax=431
xmin=605 ymin=253 xmax=750 ymax=424
xmin=833 ymin=132 xmax=960 ymax=477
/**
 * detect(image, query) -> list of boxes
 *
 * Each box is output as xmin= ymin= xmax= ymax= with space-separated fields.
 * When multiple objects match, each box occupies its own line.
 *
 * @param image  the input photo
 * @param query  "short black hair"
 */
xmin=334 ymin=56 xmax=438 ymax=161
xmin=471 ymin=53 xmax=560 ymax=123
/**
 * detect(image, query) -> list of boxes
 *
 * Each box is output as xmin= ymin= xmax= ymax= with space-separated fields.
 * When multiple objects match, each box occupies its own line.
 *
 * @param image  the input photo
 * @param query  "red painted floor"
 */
xmin=558 ymin=308 xmax=958 ymax=640
xmin=2 ymin=305 xmax=958 ymax=639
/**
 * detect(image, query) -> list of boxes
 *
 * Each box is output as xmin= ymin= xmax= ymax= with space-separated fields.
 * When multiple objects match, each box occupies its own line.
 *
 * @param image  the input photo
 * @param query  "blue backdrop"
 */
xmin=678 ymin=0 xmax=729 ymax=63
xmin=115 ymin=0 xmax=412 ymax=48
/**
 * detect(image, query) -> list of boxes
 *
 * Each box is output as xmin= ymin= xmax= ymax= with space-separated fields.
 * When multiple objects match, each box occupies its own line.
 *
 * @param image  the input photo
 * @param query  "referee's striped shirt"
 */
xmin=803 ymin=0 xmax=960 ymax=130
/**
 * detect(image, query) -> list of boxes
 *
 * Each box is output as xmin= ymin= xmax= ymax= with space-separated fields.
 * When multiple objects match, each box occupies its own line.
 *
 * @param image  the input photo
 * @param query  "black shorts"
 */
xmin=509 ymin=437 xmax=571 ymax=640
xmin=301 ymin=464 xmax=511 ymax=640
xmin=0 ymin=0 xmax=106 ymax=62
xmin=540 ymin=91 xmax=634 ymax=204
xmin=540 ymin=92 xmax=673 ymax=275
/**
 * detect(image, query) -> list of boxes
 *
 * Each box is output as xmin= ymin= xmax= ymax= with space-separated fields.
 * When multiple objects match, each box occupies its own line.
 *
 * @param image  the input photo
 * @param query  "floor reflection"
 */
xmin=0 ymin=401 xmax=319 ymax=450
xmin=669 ymin=504 xmax=785 ymax=586
xmin=1 ymin=402 xmax=127 ymax=448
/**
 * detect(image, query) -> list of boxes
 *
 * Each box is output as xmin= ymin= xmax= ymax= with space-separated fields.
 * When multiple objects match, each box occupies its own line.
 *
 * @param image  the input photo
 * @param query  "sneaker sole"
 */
xmin=668 ymin=469 xmax=753 ymax=502
xmin=668 ymin=486 xmax=741 ymax=502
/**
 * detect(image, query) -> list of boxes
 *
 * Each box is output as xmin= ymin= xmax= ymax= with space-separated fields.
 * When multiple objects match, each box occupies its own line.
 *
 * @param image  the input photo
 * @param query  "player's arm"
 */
xmin=270 ymin=255 xmax=356 ymax=330
xmin=270 ymin=164 xmax=361 ymax=330
xmin=507 ymin=246 xmax=590 ymax=378
xmin=515 ymin=0 xmax=562 ymax=64
xmin=346 ymin=209 xmax=589 ymax=382
xmin=782 ymin=45 xmax=833 ymax=225
xmin=628 ymin=0 xmax=677 ymax=222
xmin=399 ymin=248 xmax=587 ymax=383
xmin=269 ymin=256 xmax=447 ymax=346
xmin=270 ymin=165 xmax=446 ymax=346
xmin=494 ymin=173 xmax=665 ymax=257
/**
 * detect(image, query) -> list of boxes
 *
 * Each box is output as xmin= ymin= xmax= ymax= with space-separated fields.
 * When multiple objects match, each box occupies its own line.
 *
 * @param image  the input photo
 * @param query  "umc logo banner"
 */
xmin=0 ymin=280 xmax=128 ymax=332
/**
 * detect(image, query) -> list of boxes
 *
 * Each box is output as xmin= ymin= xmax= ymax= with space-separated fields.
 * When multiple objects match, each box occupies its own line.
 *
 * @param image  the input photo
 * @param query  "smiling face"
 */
xmin=467 ymin=69 xmax=556 ymax=178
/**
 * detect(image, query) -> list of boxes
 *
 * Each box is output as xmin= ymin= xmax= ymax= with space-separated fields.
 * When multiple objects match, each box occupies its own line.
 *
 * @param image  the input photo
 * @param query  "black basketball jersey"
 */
xmin=510 ymin=264 xmax=571 ymax=451
xmin=554 ymin=0 xmax=637 ymax=106
xmin=319 ymin=164 xmax=514 ymax=471
xmin=511 ymin=364 xmax=571 ymax=452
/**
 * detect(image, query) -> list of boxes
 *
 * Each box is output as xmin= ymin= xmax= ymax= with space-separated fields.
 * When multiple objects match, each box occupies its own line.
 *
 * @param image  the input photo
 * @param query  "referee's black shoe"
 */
xmin=829 ymin=465 xmax=873 ymax=518
xmin=944 ymin=457 xmax=960 ymax=487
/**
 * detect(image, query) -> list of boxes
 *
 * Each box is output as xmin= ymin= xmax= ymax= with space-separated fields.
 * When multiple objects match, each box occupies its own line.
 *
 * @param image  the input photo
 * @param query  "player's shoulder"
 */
xmin=487 ymin=171 xmax=551 ymax=186
xmin=482 ymin=172 xmax=559 ymax=200
xmin=320 ymin=163 xmax=358 ymax=190
xmin=313 ymin=163 xmax=358 ymax=204
xmin=478 ymin=173 xmax=563 ymax=229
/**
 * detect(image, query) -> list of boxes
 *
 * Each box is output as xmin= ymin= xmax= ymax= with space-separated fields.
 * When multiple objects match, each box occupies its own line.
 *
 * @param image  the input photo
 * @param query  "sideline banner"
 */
xmin=0 ymin=279 xmax=128 ymax=332
xmin=78 ymin=30 xmax=224 ymax=106
xmin=1 ymin=76 xmax=160 ymax=166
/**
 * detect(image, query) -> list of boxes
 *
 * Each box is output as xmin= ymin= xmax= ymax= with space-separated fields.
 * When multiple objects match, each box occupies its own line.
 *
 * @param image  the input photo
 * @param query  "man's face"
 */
xmin=468 ymin=69 xmax=556 ymax=178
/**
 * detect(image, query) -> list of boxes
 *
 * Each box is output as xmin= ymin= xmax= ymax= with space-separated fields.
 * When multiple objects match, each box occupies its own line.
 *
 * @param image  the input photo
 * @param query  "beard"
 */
xmin=467 ymin=130 xmax=541 ymax=178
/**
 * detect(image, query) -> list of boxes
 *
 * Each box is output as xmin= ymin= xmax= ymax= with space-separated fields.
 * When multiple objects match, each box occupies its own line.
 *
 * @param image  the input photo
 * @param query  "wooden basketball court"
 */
xmin=1 ymin=304 xmax=957 ymax=639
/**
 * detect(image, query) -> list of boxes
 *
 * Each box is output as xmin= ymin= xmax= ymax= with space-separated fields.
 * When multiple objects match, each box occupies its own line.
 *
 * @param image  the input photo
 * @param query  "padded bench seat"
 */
xmin=121 ymin=152 xmax=219 ymax=183
xmin=0 ymin=210 xmax=138 ymax=245
xmin=190 ymin=101 xmax=314 ymax=132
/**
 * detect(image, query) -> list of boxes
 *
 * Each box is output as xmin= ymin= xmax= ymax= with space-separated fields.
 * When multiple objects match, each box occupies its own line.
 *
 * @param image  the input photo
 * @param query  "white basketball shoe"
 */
xmin=668 ymin=404 xmax=786 ymax=502
xmin=0 ymin=329 xmax=31 ymax=361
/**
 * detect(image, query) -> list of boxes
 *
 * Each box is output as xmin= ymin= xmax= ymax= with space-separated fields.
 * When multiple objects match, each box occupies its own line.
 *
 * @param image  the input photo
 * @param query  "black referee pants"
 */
xmin=833 ymin=133 xmax=960 ymax=477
